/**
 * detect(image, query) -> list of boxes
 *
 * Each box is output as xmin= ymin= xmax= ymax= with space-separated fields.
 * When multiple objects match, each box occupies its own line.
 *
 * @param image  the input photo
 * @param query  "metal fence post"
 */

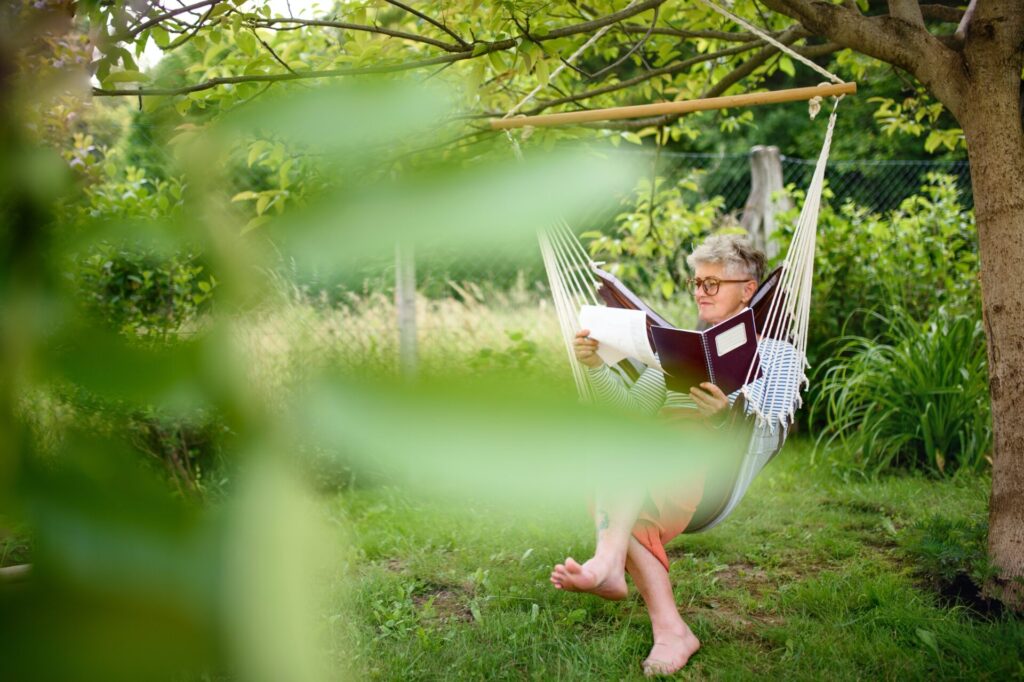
xmin=741 ymin=145 xmax=792 ymax=261
xmin=395 ymin=241 xmax=417 ymax=377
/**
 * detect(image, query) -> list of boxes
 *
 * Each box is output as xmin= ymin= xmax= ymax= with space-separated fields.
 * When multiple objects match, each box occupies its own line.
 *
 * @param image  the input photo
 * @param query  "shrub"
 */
xmin=63 ymin=163 xmax=217 ymax=339
xmin=75 ymin=246 xmax=215 ymax=340
xmin=775 ymin=172 xmax=980 ymax=372
xmin=811 ymin=306 xmax=991 ymax=477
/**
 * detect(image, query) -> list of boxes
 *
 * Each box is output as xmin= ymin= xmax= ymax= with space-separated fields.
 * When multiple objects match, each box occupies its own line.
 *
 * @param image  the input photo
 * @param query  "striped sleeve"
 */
xmin=586 ymin=364 xmax=666 ymax=416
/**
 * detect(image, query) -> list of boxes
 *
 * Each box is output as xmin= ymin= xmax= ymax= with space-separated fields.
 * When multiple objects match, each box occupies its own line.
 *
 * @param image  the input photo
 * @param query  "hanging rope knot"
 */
xmin=808 ymin=96 xmax=822 ymax=120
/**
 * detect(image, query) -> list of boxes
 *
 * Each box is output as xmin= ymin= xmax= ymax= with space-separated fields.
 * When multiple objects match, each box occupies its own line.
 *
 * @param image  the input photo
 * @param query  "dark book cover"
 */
xmin=651 ymin=308 xmax=762 ymax=395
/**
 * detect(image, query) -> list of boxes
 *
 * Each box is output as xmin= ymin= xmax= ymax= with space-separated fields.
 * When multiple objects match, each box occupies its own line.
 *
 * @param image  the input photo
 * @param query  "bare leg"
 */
xmin=625 ymin=537 xmax=700 ymax=676
xmin=549 ymin=493 xmax=643 ymax=601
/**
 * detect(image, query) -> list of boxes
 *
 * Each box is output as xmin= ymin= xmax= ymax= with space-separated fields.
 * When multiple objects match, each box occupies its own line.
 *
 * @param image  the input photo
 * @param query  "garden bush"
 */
xmin=811 ymin=305 xmax=991 ymax=477
xmin=776 ymin=172 xmax=980 ymax=370
xmin=62 ymin=149 xmax=216 ymax=339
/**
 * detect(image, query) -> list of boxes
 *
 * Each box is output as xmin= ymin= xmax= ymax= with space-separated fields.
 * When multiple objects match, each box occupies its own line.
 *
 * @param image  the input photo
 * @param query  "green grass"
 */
xmin=332 ymin=440 xmax=1023 ymax=680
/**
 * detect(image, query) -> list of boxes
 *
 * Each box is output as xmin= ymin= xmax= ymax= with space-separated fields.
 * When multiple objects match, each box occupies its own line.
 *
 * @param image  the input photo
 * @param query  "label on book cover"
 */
xmin=714 ymin=321 xmax=748 ymax=357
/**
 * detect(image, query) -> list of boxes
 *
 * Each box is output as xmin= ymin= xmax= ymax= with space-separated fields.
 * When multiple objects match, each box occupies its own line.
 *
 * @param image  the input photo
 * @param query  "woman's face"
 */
xmin=692 ymin=262 xmax=757 ymax=326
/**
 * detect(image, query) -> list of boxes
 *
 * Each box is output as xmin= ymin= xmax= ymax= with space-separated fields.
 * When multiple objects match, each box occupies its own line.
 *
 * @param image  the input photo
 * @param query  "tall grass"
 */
xmin=234 ymin=281 xmax=570 ymax=400
xmin=811 ymin=306 xmax=991 ymax=477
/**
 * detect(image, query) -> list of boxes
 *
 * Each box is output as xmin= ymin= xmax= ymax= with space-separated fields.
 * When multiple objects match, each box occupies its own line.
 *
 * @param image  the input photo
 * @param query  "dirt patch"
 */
xmin=383 ymin=558 xmax=406 ymax=573
xmin=820 ymin=499 xmax=894 ymax=516
xmin=414 ymin=585 xmax=474 ymax=623
xmin=713 ymin=561 xmax=773 ymax=591
xmin=691 ymin=603 xmax=785 ymax=633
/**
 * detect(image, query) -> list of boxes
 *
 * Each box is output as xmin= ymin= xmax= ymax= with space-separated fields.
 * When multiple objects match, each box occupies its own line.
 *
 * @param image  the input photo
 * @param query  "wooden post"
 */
xmin=741 ymin=145 xmax=792 ymax=262
xmin=490 ymin=82 xmax=856 ymax=130
xmin=395 ymin=241 xmax=417 ymax=378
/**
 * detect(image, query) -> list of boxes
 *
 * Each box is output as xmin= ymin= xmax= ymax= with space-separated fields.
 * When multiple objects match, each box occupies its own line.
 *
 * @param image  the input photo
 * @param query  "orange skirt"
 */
xmin=631 ymin=469 xmax=708 ymax=572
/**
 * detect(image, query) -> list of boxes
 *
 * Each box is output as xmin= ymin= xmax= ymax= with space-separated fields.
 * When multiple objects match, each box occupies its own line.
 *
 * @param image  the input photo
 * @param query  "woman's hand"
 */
xmin=689 ymin=382 xmax=729 ymax=418
xmin=574 ymin=329 xmax=603 ymax=368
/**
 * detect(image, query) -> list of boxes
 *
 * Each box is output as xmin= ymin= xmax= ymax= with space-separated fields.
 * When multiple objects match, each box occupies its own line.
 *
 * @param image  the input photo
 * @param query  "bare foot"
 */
xmin=549 ymin=556 xmax=628 ymax=601
xmin=642 ymin=629 xmax=701 ymax=677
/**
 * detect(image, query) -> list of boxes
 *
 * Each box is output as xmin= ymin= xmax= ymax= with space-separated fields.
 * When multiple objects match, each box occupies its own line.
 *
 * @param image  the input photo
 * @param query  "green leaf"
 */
xmin=151 ymin=25 xmax=170 ymax=48
xmin=256 ymin=193 xmax=271 ymax=216
xmin=106 ymin=70 xmax=149 ymax=84
xmin=778 ymin=56 xmax=795 ymax=77
xmin=278 ymin=159 xmax=294 ymax=189
xmin=916 ymin=629 xmax=940 ymax=658
xmin=247 ymin=142 xmax=267 ymax=168
xmin=235 ymin=29 xmax=258 ymax=57
xmin=242 ymin=215 xmax=271 ymax=235
xmin=231 ymin=191 xmax=259 ymax=202
xmin=535 ymin=56 xmax=550 ymax=86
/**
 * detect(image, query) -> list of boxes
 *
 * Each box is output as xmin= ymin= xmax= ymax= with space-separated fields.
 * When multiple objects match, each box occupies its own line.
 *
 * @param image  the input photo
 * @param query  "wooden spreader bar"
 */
xmin=490 ymin=82 xmax=856 ymax=130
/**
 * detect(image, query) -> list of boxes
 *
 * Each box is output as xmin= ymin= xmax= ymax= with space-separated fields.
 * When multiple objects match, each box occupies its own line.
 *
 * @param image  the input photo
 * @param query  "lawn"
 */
xmin=332 ymin=440 xmax=1023 ymax=680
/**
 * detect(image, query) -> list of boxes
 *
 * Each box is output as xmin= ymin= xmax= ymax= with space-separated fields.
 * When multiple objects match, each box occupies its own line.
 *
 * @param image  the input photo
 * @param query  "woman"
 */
xmin=549 ymin=234 xmax=798 ymax=676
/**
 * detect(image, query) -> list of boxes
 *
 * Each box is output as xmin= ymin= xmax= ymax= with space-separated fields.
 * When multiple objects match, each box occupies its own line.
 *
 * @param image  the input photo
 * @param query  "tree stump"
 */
xmin=741 ymin=145 xmax=792 ymax=261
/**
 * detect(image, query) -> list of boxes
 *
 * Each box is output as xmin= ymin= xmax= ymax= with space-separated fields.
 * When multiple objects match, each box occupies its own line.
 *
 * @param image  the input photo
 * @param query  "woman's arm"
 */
xmin=587 ymin=364 xmax=667 ymax=416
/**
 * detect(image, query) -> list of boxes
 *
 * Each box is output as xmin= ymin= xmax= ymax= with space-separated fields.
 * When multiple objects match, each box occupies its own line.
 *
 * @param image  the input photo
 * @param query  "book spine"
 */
xmin=702 ymin=334 xmax=715 ymax=385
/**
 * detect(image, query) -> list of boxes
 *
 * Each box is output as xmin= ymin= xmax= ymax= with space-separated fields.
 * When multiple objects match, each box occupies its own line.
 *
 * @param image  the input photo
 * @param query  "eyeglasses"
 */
xmin=685 ymin=276 xmax=753 ymax=296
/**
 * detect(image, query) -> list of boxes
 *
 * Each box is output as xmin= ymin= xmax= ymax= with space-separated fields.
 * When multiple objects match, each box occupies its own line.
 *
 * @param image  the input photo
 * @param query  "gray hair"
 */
xmin=686 ymin=234 xmax=766 ymax=283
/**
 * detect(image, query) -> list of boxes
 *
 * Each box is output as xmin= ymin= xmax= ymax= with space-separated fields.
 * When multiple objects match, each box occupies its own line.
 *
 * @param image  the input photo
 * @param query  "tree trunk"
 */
xmin=961 ymin=81 xmax=1024 ymax=608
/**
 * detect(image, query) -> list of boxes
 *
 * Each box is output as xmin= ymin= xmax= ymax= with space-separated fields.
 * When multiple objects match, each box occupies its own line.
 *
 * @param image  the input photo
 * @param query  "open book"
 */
xmin=650 ymin=308 xmax=762 ymax=395
xmin=578 ymin=304 xmax=762 ymax=395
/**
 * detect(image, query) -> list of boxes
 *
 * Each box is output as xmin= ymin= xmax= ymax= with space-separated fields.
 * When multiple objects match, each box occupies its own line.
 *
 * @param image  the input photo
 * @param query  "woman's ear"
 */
xmin=743 ymin=279 xmax=758 ymax=305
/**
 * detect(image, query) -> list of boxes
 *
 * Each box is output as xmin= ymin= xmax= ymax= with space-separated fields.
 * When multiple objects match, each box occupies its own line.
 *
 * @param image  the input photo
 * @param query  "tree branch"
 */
xmin=584 ymin=4 xmax=660 ymax=80
xmin=252 ymin=29 xmax=297 ymax=75
xmin=887 ymin=0 xmax=925 ymax=29
xmin=541 ymin=0 xmax=668 ymax=40
xmin=615 ymin=26 xmax=771 ymax=42
xmin=921 ymin=4 xmax=965 ymax=24
xmin=92 ymin=50 xmax=481 ymax=96
xmin=384 ymin=0 xmax=469 ymax=48
xmin=525 ymin=41 xmax=765 ymax=115
xmin=760 ymin=0 xmax=964 ymax=109
xmin=588 ymin=33 xmax=835 ymax=131
xmin=121 ymin=0 xmax=222 ymax=40
xmin=95 ymin=1 xmax=671 ymax=98
xmin=253 ymin=17 xmax=462 ymax=52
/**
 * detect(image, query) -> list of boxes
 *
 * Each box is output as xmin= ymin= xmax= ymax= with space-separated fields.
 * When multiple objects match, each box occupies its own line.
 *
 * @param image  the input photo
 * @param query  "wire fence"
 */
xmin=621 ymin=149 xmax=973 ymax=214
xmin=242 ymin=150 xmax=974 ymax=380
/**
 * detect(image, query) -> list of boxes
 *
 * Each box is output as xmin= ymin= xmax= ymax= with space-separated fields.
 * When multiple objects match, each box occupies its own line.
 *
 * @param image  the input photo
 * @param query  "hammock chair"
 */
xmin=492 ymin=0 xmax=851 ymax=533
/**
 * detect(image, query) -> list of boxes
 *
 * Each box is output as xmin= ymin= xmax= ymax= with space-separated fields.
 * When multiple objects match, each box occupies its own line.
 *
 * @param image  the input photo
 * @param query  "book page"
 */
xmin=579 ymin=305 xmax=662 ymax=370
